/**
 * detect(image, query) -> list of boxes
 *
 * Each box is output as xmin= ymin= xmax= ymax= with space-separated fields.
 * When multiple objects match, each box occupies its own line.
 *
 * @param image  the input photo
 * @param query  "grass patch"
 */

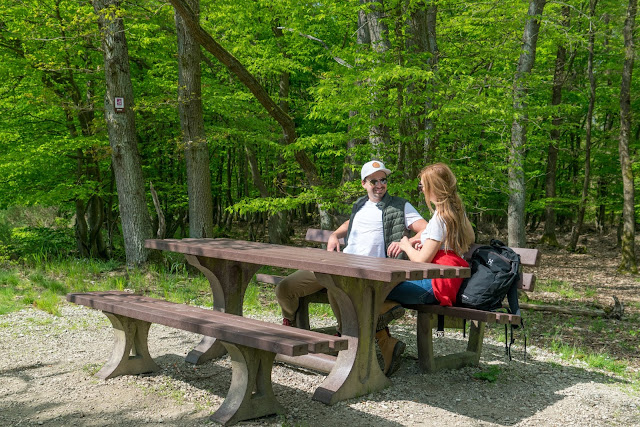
xmin=82 ymin=363 xmax=102 ymax=376
xmin=0 ymin=286 xmax=20 ymax=315
xmin=34 ymin=289 xmax=61 ymax=315
xmin=549 ymin=339 xmax=627 ymax=375
xmin=473 ymin=365 xmax=502 ymax=382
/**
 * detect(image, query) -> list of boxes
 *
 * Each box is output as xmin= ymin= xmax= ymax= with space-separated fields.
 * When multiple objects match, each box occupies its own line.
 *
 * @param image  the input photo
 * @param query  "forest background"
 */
xmin=0 ymin=0 xmax=638 ymax=273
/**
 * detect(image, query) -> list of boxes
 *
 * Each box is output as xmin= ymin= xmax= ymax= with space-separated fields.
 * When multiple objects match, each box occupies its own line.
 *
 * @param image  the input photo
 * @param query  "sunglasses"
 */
xmin=367 ymin=178 xmax=388 ymax=186
xmin=417 ymin=182 xmax=424 ymax=192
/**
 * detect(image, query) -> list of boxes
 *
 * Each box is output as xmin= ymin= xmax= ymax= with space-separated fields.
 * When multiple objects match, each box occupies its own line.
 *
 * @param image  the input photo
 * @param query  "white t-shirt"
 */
xmin=420 ymin=210 xmax=446 ymax=249
xmin=343 ymin=200 xmax=423 ymax=258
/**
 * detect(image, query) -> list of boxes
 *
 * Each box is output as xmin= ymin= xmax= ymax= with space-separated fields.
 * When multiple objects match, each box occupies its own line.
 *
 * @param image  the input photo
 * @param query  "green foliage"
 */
xmin=0 ymin=286 xmax=20 ymax=315
xmin=0 ymin=0 xmax=638 ymax=251
xmin=3 ymin=227 xmax=75 ymax=260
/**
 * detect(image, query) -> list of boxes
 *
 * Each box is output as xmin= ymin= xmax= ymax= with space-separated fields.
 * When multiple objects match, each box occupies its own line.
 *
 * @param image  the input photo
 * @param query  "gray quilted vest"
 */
xmin=344 ymin=192 xmax=408 ymax=259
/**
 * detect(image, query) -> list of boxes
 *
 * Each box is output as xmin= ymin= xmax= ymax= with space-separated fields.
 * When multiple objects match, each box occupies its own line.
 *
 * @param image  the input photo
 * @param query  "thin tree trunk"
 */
xmin=541 ymin=6 xmax=569 ymax=247
xmin=568 ymin=0 xmax=597 ymax=252
xmin=175 ymin=0 xmax=214 ymax=239
xmin=618 ymin=0 xmax=638 ymax=273
xmin=94 ymin=0 xmax=153 ymax=266
xmin=361 ymin=0 xmax=391 ymax=153
xmin=508 ymin=0 xmax=546 ymax=248
xmin=410 ymin=1 xmax=439 ymax=170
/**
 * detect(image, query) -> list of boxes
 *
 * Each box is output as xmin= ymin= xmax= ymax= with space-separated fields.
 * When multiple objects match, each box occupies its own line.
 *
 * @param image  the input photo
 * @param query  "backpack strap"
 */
xmin=436 ymin=314 xmax=445 ymax=337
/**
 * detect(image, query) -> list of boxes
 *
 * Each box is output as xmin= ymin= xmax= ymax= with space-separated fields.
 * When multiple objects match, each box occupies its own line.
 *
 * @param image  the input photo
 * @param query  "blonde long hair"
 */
xmin=419 ymin=163 xmax=474 ymax=254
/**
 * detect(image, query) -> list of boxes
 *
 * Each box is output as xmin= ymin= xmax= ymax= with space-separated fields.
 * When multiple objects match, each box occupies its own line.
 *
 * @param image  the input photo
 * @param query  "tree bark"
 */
xmin=618 ymin=0 xmax=638 ymax=273
xmin=93 ymin=0 xmax=153 ymax=266
xmin=541 ymin=6 xmax=569 ymax=247
xmin=409 ymin=1 xmax=439 ymax=171
xmin=508 ymin=0 xmax=546 ymax=248
xmin=569 ymin=0 xmax=597 ymax=252
xmin=361 ymin=0 xmax=391 ymax=153
xmin=174 ymin=0 xmax=214 ymax=239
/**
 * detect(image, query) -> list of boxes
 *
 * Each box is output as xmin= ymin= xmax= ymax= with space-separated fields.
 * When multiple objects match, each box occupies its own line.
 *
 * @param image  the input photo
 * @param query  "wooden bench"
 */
xmin=403 ymin=244 xmax=540 ymax=373
xmin=67 ymin=291 xmax=348 ymax=426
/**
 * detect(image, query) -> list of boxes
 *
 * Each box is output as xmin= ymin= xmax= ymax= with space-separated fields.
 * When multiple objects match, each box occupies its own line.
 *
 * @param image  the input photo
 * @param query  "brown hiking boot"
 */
xmin=375 ymin=327 xmax=405 ymax=376
xmin=376 ymin=301 xmax=405 ymax=332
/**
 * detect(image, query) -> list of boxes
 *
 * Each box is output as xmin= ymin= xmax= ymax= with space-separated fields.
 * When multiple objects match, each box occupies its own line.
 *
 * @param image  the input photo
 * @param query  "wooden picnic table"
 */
xmin=145 ymin=237 xmax=470 ymax=405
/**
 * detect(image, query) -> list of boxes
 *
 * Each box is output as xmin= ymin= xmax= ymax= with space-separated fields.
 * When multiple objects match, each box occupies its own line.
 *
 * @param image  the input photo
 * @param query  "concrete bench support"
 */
xmin=96 ymin=313 xmax=160 ymax=380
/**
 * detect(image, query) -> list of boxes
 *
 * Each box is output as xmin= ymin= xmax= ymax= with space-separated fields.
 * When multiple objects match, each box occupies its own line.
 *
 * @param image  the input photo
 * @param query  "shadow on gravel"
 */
xmin=371 ymin=325 xmax=629 ymax=426
xmin=154 ymin=352 xmax=407 ymax=426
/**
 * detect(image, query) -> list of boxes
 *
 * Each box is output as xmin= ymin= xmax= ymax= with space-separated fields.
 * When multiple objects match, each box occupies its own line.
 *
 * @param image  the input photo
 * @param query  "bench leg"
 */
xmin=466 ymin=320 xmax=485 ymax=364
xmin=96 ymin=312 xmax=160 ymax=380
xmin=183 ymin=255 xmax=261 ymax=365
xmin=416 ymin=314 xmax=485 ymax=373
xmin=416 ymin=312 xmax=436 ymax=373
xmin=211 ymin=342 xmax=285 ymax=426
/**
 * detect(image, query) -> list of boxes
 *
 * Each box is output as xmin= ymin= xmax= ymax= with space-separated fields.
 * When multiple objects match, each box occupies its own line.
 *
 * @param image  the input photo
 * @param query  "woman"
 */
xmin=386 ymin=163 xmax=475 ymax=306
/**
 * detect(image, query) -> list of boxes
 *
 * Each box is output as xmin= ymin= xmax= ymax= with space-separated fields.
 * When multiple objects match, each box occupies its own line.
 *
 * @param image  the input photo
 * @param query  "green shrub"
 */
xmin=4 ymin=226 xmax=75 ymax=260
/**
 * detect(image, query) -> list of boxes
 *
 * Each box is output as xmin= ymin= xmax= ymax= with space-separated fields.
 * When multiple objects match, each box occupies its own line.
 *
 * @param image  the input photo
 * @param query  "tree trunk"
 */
xmin=568 ymin=0 xmax=597 ymax=252
xmin=409 ymin=1 xmax=439 ymax=171
xmin=541 ymin=6 xmax=569 ymax=247
xmin=618 ymin=0 xmax=638 ymax=273
xmin=508 ymin=0 xmax=546 ymax=248
xmin=174 ymin=0 xmax=214 ymax=239
xmin=361 ymin=0 xmax=391 ymax=153
xmin=94 ymin=0 xmax=153 ymax=266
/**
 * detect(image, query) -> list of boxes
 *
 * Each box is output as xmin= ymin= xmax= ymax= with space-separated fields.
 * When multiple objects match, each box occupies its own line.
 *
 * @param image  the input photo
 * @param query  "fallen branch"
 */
xmin=516 ymin=303 xmax=605 ymax=317
xmin=511 ymin=296 xmax=624 ymax=319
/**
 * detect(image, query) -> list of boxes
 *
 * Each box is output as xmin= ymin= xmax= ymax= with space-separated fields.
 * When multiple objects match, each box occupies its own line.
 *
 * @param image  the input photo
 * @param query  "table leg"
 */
xmin=312 ymin=273 xmax=399 ymax=405
xmin=183 ymin=254 xmax=261 ymax=365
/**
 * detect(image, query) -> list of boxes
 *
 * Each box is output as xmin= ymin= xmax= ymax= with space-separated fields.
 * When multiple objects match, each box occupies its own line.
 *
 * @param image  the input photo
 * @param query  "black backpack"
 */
xmin=457 ymin=239 xmax=522 ymax=316
xmin=453 ymin=239 xmax=526 ymax=360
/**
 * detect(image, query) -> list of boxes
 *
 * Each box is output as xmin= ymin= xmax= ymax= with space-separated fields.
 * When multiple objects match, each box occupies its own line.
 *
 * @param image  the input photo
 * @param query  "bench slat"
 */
xmin=405 ymin=303 xmax=522 ymax=326
xmin=305 ymin=228 xmax=343 ymax=245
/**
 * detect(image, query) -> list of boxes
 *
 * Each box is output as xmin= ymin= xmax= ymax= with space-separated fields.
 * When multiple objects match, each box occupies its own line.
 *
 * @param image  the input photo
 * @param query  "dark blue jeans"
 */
xmin=387 ymin=278 xmax=438 ymax=305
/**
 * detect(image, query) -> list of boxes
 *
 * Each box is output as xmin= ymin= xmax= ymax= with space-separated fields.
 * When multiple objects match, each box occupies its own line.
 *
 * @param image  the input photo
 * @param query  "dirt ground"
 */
xmin=511 ymin=230 xmax=640 ymax=371
xmin=1 ymin=230 xmax=639 ymax=426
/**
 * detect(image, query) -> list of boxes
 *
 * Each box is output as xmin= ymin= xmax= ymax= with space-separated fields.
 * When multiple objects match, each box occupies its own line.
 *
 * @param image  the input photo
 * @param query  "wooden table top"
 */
xmin=145 ymin=238 xmax=470 ymax=283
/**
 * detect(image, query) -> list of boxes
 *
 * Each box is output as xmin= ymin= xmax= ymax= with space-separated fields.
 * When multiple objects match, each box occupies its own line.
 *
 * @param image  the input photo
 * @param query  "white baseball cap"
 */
xmin=361 ymin=160 xmax=392 ymax=180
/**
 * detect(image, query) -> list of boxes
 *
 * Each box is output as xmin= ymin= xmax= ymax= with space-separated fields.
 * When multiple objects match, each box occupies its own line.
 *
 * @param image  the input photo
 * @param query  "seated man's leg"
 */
xmin=377 ymin=300 xmax=406 ymax=332
xmin=326 ymin=290 xmax=343 ymax=335
xmin=275 ymin=270 xmax=324 ymax=326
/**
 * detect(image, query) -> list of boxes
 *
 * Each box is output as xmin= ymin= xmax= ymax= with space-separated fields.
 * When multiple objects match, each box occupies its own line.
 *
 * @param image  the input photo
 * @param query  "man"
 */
xmin=275 ymin=160 xmax=427 ymax=376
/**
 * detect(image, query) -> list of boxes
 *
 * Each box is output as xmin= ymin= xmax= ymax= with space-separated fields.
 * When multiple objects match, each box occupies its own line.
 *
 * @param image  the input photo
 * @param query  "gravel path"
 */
xmin=1 ymin=304 xmax=639 ymax=426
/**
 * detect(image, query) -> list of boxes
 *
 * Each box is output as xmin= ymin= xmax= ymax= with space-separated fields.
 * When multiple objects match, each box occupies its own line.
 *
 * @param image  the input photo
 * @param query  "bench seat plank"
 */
xmin=80 ymin=291 xmax=347 ymax=352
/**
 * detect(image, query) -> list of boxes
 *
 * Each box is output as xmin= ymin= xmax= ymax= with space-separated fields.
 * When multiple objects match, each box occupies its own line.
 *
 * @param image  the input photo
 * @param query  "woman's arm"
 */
xmin=396 ymin=236 xmax=440 ymax=263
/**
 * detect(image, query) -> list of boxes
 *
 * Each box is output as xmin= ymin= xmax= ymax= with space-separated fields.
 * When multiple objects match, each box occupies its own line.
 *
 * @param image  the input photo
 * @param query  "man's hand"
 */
xmin=327 ymin=233 xmax=341 ymax=252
